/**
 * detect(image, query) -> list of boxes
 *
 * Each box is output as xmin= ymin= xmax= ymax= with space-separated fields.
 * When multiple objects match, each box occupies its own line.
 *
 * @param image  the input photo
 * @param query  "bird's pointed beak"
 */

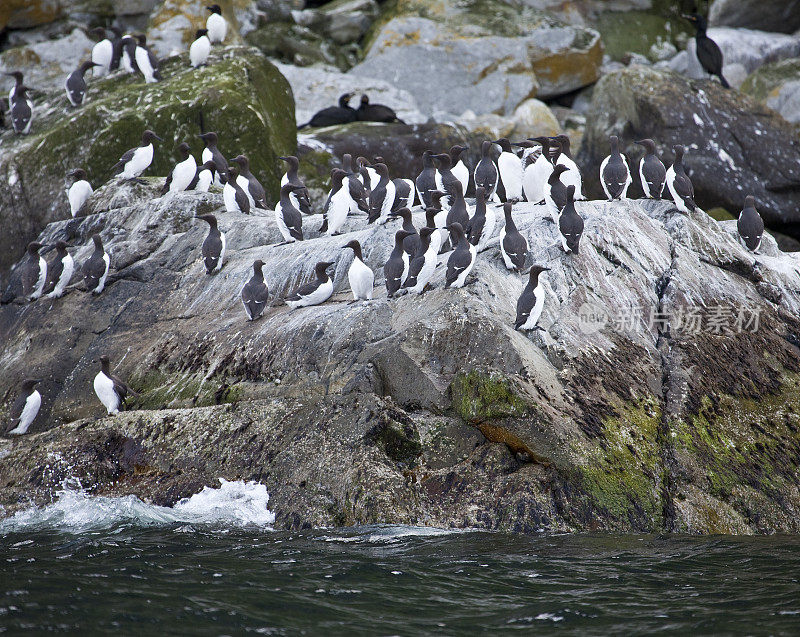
xmin=153 ymin=134 xmax=163 ymax=141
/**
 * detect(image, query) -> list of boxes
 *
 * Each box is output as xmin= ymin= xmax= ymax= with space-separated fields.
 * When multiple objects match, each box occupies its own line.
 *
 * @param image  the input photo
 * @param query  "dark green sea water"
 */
xmin=2 ymin=485 xmax=799 ymax=635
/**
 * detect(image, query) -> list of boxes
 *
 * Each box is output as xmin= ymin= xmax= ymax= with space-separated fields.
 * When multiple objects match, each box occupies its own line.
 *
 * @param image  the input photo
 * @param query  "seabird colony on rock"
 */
xmin=1 ymin=9 xmax=767 ymax=432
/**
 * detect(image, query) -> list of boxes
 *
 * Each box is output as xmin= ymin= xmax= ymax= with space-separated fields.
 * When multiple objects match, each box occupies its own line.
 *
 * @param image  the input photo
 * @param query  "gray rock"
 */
xmin=3 ymin=180 xmax=800 ymax=534
xmin=709 ymin=0 xmax=800 ymax=35
xmin=580 ymin=65 xmax=800 ymax=233
xmin=741 ymin=58 xmax=800 ymax=125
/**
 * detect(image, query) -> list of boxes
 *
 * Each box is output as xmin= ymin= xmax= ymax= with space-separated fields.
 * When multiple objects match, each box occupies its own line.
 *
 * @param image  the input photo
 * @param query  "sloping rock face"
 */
xmin=580 ymin=66 xmax=800 ymax=236
xmin=709 ymin=0 xmax=800 ymax=35
xmin=350 ymin=0 xmax=602 ymax=116
xmin=0 ymin=46 xmax=295 ymax=286
xmin=2 ymin=177 xmax=800 ymax=534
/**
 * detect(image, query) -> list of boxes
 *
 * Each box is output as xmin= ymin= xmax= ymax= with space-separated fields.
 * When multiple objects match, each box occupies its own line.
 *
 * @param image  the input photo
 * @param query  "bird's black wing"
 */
xmin=4 ymin=393 xmax=28 ymax=433
xmin=112 ymin=147 xmax=136 ymax=174
xmin=43 ymin=255 xmax=65 ymax=295
xmin=202 ymin=233 xmax=223 ymax=272
xmin=445 ymin=248 xmax=472 ymax=287
xmin=515 ymin=286 xmax=535 ymax=330
xmin=288 ymin=278 xmax=321 ymax=301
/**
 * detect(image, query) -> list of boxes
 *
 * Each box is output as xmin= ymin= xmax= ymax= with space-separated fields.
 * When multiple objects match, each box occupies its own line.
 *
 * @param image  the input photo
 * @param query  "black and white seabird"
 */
xmin=550 ymin=134 xmax=585 ymax=200
xmin=241 ymin=259 xmax=269 ymax=320
xmin=20 ymin=242 xmax=47 ymax=301
xmin=356 ymin=94 xmax=405 ymax=124
xmin=298 ymin=92 xmax=356 ymax=129
xmin=6 ymin=70 xmax=23 ymax=104
xmin=449 ymin=145 xmax=469 ymax=195
xmin=515 ymin=266 xmax=551 ymax=331
xmin=192 ymin=159 xmax=216 ymax=192
xmin=223 ymin=166 xmax=250 ymax=213
xmin=346 ymin=170 xmax=370 ymax=215
xmin=199 ymin=131 xmax=229 ymax=184
xmin=445 ymin=180 xmax=470 ymax=230
xmin=392 ymin=177 xmax=416 ymax=211
xmin=322 ymin=169 xmax=349 ymax=235
xmin=44 ymin=241 xmax=74 ymax=299
xmin=737 ymin=195 xmax=764 ymax=253
xmin=666 ymin=145 xmax=697 ymax=214
xmin=65 ymin=61 xmax=99 ymax=106
xmin=388 ymin=207 xmax=421 ymax=257
xmin=343 ymin=240 xmax=374 ymax=302
xmin=94 ymin=355 xmax=136 ymax=415
xmin=402 ymin=227 xmax=441 ymax=295
xmin=82 ymin=234 xmax=110 ymax=294
xmin=684 ymin=13 xmax=730 ymax=88
xmin=190 ymin=29 xmax=211 ymax=67
xmin=474 ymin=140 xmax=499 ymax=201
xmin=162 ymin=143 xmax=197 ymax=195
xmin=385 ymin=230 xmax=413 ymax=297
xmin=231 ymin=155 xmax=267 ymax=209
xmin=543 ymin=164 xmax=569 ymax=225
xmin=520 ymin=137 xmax=552 ymax=204
xmin=67 ymin=168 xmax=93 ymax=217
xmin=416 ymin=150 xmax=439 ymax=210
xmin=499 ymin=203 xmax=528 ymax=272
xmin=427 ymin=190 xmax=449 ymax=247
xmin=445 ymin=223 xmax=477 ymax=289
xmin=636 ymin=139 xmax=667 ymax=200
xmin=286 ymin=261 xmax=335 ymax=308
xmin=559 ymin=185 xmax=584 ymax=254
xmin=197 ymin=214 xmax=225 ymax=274
xmin=275 ymin=183 xmax=304 ymax=243
xmin=10 ymin=85 xmax=33 ymax=134
xmin=89 ymin=27 xmax=113 ymax=76
xmin=206 ymin=4 xmax=227 ymax=43
xmin=495 ymin=138 xmax=524 ymax=203
xmin=4 ymin=378 xmax=42 ymax=435
xmin=120 ymin=35 xmax=139 ymax=74
xmin=280 ymin=156 xmax=311 ymax=214
xmin=112 ymin=129 xmax=161 ymax=181
xmin=465 ymin=186 xmax=495 ymax=252
xmin=108 ymin=27 xmax=124 ymax=71
xmin=357 ymin=156 xmax=380 ymax=191
xmin=433 ymin=152 xmax=462 ymax=210
xmin=367 ymin=163 xmax=396 ymax=224
xmin=600 ymin=135 xmax=632 ymax=201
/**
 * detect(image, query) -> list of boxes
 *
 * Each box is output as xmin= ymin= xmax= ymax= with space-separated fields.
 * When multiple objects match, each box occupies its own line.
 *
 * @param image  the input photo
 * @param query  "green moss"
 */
xmin=571 ymin=398 xmax=664 ymax=527
xmin=595 ymin=11 xmax=690 ymax=62
xmin=4 ymin=46 xmax=295 ymax=208
xmin=366 ymin=417 xmax=422 ymax=465
xmin=706 ymin=207 xmax=734 ymax=221
xmin=449 ymin=370 xmax=528 ymax=423
xmin=129 ymin=370 xmax=243 ymax=410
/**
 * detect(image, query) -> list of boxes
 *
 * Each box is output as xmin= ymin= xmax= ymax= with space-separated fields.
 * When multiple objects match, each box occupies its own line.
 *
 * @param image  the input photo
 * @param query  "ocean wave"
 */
xmin=0 ymin=478 xmax=275 ymax=534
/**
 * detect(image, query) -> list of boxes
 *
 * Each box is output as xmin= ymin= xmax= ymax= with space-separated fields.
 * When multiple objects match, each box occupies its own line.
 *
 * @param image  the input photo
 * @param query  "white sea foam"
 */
xmin=0 ymin=479 xmax=275 ymax=534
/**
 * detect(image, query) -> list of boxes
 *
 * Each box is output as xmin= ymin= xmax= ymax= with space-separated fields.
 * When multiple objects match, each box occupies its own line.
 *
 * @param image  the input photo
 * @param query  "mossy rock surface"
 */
xmin=594 ymin=11 xmax=689 ymax=62
xmin=0 ymin=46 xmax=296 ymax=284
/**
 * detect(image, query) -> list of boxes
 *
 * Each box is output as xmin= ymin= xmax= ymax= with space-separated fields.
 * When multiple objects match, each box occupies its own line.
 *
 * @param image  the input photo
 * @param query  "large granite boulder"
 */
xmin=741 ymin=58 xmax=800 ymax=126
xmin=709 ymin=0 xmax=800 ymax=35
xmin=0 ymin=46 xmax=295 ymax=285
xmin=349 ymin=0 xmax=602 ymax=117
xmin=580 ymin=66 xmax=800 ymax=237
xmin=2 ymin=174 xmax=800 ymax=534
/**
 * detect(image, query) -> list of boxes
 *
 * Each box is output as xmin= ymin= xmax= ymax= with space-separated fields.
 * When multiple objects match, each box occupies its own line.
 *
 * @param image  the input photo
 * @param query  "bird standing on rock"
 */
xmin=684 ymin=13 xmax=730 ymax=88
xmin=199 ymin=132 xmax=228 ymax=185
xmin=44 ymin=241 xmax=74 ymax=299
xmin=449 ymin=145 xmax=470 ymax=195
xmin=559 ymin=186 xmax=584 ymax=254
xmin=600 ymin=135 xmax=632 ymax=201
xmin=416 ymin=150 xmax=439 ymax=210
xmin=89 ymin=27 xmax=113 ymax=76
xmin=162 ymin=142 xmax=196 ymax=195
xmin=197 ymin=214 xmax=225 ymax=274
xmin=550 ymin=135 xmax=584 ymax=200
xmin=385 ymin=230 xmax=413 ymax=297
xmin=367 ymin=163 xmax=396 ymax=224
xmin=280 ymin=156 xmax=311 ymax=214
xmin=65 ymin=61 xmax=99 ymax=106
xmin=543 ymin=164 xmax=569 ymax=225
xmin=20 ymin=242 xmax=47 ymax=301
xmin=515 ymin=265 xmax=551 ymax=331
xmin=231 ymin=155 xmax=267 ymax=210
xmin=519 ymin=137 xmax=552 ymax=204
xmin=6 ymin=70 xmax=24 ymax=104
xmin=737 ymin=195 xmax=764 ymax=253
xmin=82 ymin=234 xmax=110 ymax=294
xmin=241 ymin=260 xmax=269 ymax=320
xmin=94 ymin=355 xmax=137 ymax=415
xmin=190 ymin=29 xmax=211 ymax=68
xmin=4 ymin=378 xmax=42 ymax=435
xmin=223 ymin=167 xmax=250 ymax=213
xmin=636 ymin=139 xmax=666 ymax=200
xmin=466 ymin=186 xmax=495 ymax=252
xmin=389 ymin=207 xmax=421 ymax=257
xmin=402 ymin=227 xmax=441 ymax=295
xmin=445 ymin=223 xmax=477 ymax=289
xmin=67 ymin=168 xmax=93 ymax=217
xmin=474 ymin=140 xmax=499 ymax=201
xmin=275 ymin=184 xmax=305 ymax=243
xmin=666 ymin=145 xmax=697 ymax=214
xmin=499 ymin=203 xmax=528 ymax=272
xmin=495 ymin=138 xmax=523 ymax=203
xmin=192 ymin=159 xmax=216 ymax=192
xmin=206 ymin=4 xmax=227 ymax=43
xmin=10 ymin=85 xmax=33 ymax=134
xmin=343 ymin=240 xmax=374 ymax=302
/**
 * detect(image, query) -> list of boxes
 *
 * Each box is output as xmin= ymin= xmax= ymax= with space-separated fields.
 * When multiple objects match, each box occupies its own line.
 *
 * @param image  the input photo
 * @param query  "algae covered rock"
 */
xmin=741 ymin=58 xmax=800 ymax=126
xmin=580 ymin=65 xmax=800 ymax=234
xmin=0 ymin=45 xmax=295 ymax=284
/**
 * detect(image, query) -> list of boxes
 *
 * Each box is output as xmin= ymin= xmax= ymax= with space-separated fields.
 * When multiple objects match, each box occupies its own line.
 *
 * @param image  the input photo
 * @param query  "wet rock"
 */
xmin=0 ymin=46 xmax=295 ymax=284
xmin=580 ymin=65 xmax=800 ymax=236
xmin=709 ymin=0 xmax=800 ymax=35
xmin=741 ymin=58 xmax=800 ymax=125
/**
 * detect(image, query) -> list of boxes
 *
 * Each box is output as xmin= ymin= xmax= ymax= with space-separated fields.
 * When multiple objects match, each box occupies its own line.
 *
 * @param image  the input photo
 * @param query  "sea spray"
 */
xmin=0 ymin=478 xmax=275 ymax=534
